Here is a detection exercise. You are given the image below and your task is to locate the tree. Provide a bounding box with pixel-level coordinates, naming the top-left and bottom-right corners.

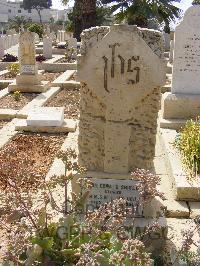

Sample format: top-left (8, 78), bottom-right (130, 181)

top-left (22, 0), bottom-right (52, 24)
top-left (101, 0), bottom-right (181, 33)
top-left (8, 16), bottom-right (31, 32)
top-left (28, 23), bottom-right (44, 38)
top-left (193, 0), bottom-right (200, 4)
top-left (65, 5), bottom-right (113, 35)
top-left (62, 0), bottom-right (97, 41)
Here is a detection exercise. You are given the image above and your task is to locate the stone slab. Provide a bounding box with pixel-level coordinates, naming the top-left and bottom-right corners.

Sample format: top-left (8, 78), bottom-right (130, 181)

top-left (160, 118), bottom-right (187, 130)
top-left (8, 81), bottom-right (49, 93)
top-left (0, 109), bottom-right (18, 119)
top-left (52, 70), bottom-right (75, 86)
top-left (160, 128), bottom-right (200, 201)
top-left (15, 118), bottom-right (77, 133)
top-left (0, 88), bottom-right (9, 99)
top-left (189, 202), bottom-right (200, 218)
top-left (38, 62), bottom-right (77, 72)
top-left (17, 87), bottom-right (61, 118)
top-left (162, 92), bottom-right (200, 120)
top-left (27, 107), bottom-right (64, 127)
top-left (0, 118), bottom-right (18, 148)
top-left (62, 81), bottom-right (81, 89)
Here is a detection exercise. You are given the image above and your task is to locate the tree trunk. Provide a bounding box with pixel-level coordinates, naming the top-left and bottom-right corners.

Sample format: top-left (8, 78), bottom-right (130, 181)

top-left (73, 0), bottom-right (97, 41)
top-left (36, 8), bottom-right (42, 24)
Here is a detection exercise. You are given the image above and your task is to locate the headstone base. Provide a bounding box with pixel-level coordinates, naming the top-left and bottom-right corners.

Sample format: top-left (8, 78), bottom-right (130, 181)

top-left (161, 92), bottom-right (200, 121)
top-left (8, 80), bottom-right (49, 93)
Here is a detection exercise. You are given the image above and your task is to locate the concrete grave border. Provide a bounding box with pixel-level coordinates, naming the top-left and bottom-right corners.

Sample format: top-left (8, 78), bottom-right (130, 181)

top-left (160, 128), bottom-right (200, 201)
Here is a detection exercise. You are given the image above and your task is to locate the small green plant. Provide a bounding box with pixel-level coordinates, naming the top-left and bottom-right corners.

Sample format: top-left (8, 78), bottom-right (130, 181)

top-left (28, 23), bottom-right (43, 38)
top-left (8, 63), bottom-right (19, 78)
top-left (174, 117), bottom-right (200, 178)
top-left (64, 47), bottom-right (75, 62)
top-left (12, 91), bottom-right (21, 101)
top-left (0, 149), bottom-right (165, 265)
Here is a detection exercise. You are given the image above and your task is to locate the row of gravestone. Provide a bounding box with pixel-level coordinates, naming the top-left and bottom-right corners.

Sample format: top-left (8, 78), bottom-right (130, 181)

top-left (0, 34), bottom-right (19, 58)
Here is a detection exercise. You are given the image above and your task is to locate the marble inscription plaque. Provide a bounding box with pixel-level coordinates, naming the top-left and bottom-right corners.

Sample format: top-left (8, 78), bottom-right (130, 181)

top-left (85, 178), bottom-right (142, 217)
top-left (21, 65), bottom-right (35, 74)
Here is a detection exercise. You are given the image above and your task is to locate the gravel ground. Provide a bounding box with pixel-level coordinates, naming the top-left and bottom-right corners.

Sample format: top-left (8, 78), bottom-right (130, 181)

top-left (45, 88), bottom-right (80, 119)
top-left (41, 72), bottom-right (64, 82)
top-left (56, 58), bottom-right (76, 63)
top-left (0, 133), bottom-right (66, 186)
top-left (0, 120), bottom-right (10, 129)
top-left (0, 73), bottom-right (15, 80)
top-left (0, 93), bottom-right (38, 110)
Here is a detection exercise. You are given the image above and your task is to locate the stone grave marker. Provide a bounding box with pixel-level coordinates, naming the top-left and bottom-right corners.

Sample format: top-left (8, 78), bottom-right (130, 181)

top-left (0, 37), bottom-right (4, 58)
top-left (8, 31), bottom-right (48, 92)
top-left (27, 107), bottom-right (64, 127)
top-left (74, 25), bottom-right (165, 215)
top-left (169, 40), bottom-right (174, 64)
top-left (162, 5), bottom-right (200, 123)
top-left (68, 37), bottom-right (77, 49)
top-left (34, 33), bottom-right (40, 43)
top-left (78, 25), bottom-right (165, 175)
top-left (172, 6), bottom-right (200, 94)
top-left (43, 36), bottom-right (52, 59)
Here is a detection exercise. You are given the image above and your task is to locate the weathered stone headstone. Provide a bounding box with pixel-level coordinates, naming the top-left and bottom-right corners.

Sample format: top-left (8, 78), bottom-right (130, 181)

top-left (169, 40), bottom-right (174, 64)
top-left (8, 31), bottom-right (48, 92)
top-left (163, 32), bottom-right (170, 51)
top-left (172, 6), bottom-right (200, 94)
top-left (34, 33), bottom-right (40, 43)
top-left (0, 37), bottom-right (4, 58)
top-left (162, 6), bottom-right (200, 123)
top-left (43, 36), bottom-right (52, 59)
top-left (68, 37), bottom-right (77, 49)
top-left (78, 25), bottom-right (165, 175)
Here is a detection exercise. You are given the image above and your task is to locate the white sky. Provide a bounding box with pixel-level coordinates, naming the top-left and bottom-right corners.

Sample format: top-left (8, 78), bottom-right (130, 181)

top-left (52, 0), bottom-right (193, 11)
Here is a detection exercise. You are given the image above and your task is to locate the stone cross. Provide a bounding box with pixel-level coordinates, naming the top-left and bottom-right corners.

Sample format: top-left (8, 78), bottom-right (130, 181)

top-left (77, 25), bottom-right (165, 175)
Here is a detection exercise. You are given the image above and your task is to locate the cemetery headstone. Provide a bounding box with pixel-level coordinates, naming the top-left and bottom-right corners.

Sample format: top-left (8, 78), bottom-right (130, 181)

top-left (68, 25), bottom-right (166, 218)
top-left (0, 37), bottom-right (4, 58)
top-left (43, 36), bottom-right (52, 59)
top-left (169, 40), bottom-right (174, 64)
top-left (77, 25), bottom-right (165, 175)
top-left (163, 32), bottom-right (170, 51)
top-left (68, 37), bottom-right (77, 49)
top-left (8, 31), bottom-right (48, 92)
top-left (162, 5), bottom-right (200, 122)
top-left (34, 33), bottom-right (40, 43)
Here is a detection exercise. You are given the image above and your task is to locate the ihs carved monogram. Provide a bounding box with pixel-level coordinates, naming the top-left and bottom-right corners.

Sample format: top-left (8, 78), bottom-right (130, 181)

top-left (102, 43), bottom-right (140, 92)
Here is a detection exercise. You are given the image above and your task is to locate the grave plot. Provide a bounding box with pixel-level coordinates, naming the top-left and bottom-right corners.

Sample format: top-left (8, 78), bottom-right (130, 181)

top-left (160, 117), bottom-right (200, 201)
top-left (55, 56), bottom-right (76, 64)
top-left (40, 71), bottom-right (64, 83)
top-left (0, 92), bottom-right (38, 110)
top-left (0, 132), bottom-right (66, 184)
top-left (44, 87), bottom-right (80, 119)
